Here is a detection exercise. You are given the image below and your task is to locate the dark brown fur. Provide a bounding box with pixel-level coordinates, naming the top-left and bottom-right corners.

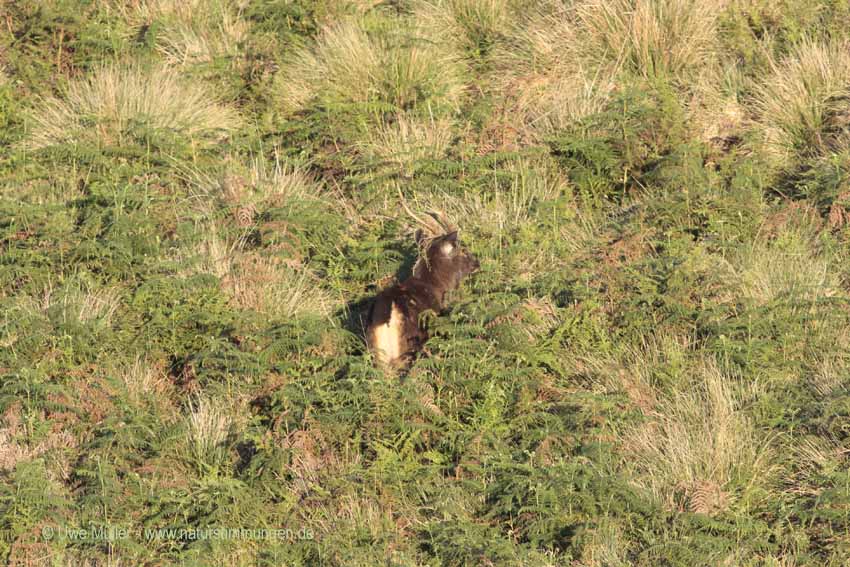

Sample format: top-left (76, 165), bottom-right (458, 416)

top-left (366, 231), bottom-right (479, 367)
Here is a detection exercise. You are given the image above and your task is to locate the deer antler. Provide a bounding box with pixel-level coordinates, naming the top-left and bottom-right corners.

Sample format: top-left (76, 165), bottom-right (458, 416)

top-left (424, 210), bottom-right (457, 235)
top-left (396, 185), bottom-right (457, 237)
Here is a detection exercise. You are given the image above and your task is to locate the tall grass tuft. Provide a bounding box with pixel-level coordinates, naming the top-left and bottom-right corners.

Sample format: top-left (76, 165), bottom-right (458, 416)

top-left (493, 7), bottom-right (616, 139)
top-left (493, 0), bottom-right (724, 139)
top-left (577, 0), bottom-right (724, 79)
top-left (624, 357), bottom-right (773, 514)
top-left (416, 0), bottom-right (512, 56)
top-left (734, 226), bottom-right (839, 306)
top-left (223, 253), bottom-right (336, 320)
top-left (688, 63), bottom-right (749, 148)
top-left (276, 18), bottom-right (466, 115)
top-left (191, 159), bottom-right (338, 321)
top-left (186, 394), bottom-right (232, 472)
top-left (418, 157), bottom-right (569, 235)
top-left (111, 0), bottom-right (247, 65)
top-left (357, 112), bottom-right (454, 177)
top-left (25, 64), bottom-right (240, 150)
top-left (753, 39), bottom-right (850, 168)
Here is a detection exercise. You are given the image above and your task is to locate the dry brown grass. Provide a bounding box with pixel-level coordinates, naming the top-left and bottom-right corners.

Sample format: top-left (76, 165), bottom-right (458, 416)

top-left (186, 157), bottom-right (338, 321)
top-left (808, 350), bottom-right (850, 398)
top-left (416, 157), bottom-right (568, 234)
top-left (277, 20), bottom-right (379, 113)
top-left (0, 404), bottom-right (77, 478)
top-left (580, 333), bottom-right (689, 412)
top-left (688, 63), bottom-right (750, 150)
top-left (577, 0), bottom-right (725, 79)
top-left (733, 226), bottom-right (839, 306)
top-left (576, 336), bottom-right (774, 515)
top-left (225, 252), bottom-right (335, 319)
top-left (493, 5), bottom-right (617, 139)
top-left (192, 218), bottom-right (335, 321)
top-left (117, 357), bottom-right (173, 405)
top-left (357, 112), bottom-right (455, 177)
top-left (623, 357), bottom-right (774, 514)
top-left (11, 279), bottom-right (122, 328)
top-left (276, 18), bottom-right (466, 115)
top-left (574, 522), bottom-right (629, 567)
top-left (186, 394), bottom-right (232, 468)
top-left (108, 0), bottom-right (248, 65)
top-left (25, 64), bottom-right (240, 150)
top-left (752, 39), bottom-right (850, 168)
top-left (415, 0), bottom-right (513, 53)
top-left (491, 0), bottom-right (725, 140)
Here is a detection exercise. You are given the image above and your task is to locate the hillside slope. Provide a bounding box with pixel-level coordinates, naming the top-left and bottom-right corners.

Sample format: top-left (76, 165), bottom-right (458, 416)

top-left (2, 1), bottom-right (850, 565)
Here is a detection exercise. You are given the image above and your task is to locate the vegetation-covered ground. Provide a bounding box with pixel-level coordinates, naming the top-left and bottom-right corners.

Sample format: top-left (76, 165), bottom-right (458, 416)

top-left (3, 0), bottom-right (850, 565)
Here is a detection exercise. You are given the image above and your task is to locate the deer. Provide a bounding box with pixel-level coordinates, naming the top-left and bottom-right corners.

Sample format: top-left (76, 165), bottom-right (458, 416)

top-left (365, 211), bottom-right (479, 369)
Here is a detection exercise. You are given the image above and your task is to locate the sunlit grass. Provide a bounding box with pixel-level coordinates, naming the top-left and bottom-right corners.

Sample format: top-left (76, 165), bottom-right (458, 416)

top-left (25, 64), bottom-right (240, 150)
top-left (734, 226), bottom-right (839, 306)
top-left (6, 0), bottom-right (850, 564)
top-left (357, 112), bottom-right (455, 177)
top-left (492, 0), bottom-right (725, 139)
top-left (623, 357), bottom-right (774, 514)
top-left (276, 18), bottom-right (466, 115)
top-left (753, 39), bottom-right (850, 168)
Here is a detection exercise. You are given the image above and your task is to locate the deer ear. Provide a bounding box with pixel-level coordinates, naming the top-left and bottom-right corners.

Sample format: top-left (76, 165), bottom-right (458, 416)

top-left (444, 231), bottom-right (458, 243)
top-left (414, 229), bottom-right (426, 247)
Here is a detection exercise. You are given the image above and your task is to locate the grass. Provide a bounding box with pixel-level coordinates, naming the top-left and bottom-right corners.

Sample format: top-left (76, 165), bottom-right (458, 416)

top-left (576, 0), bottom-right (724, 79)
top-left (3, 0), bottom-right (850, 565)
top-left (492, 5), bottom-right (618, 139)
top-left (623, 356), bottom-right (773, 514)
top-left (490, 0), bottom-right (725, 141)
top-left (357, 112), bottom-right (455, 178)
top-left (276, 17), bottom-right (466, 115)
top-left (224, 253), bottom-right (336, 320)
top-left (753, 38), bottom-right (850, 168)
top-left (415, 0), bottom-right (513, 57)
top-left (109, 0), bottom-right (249, 65)
top-left (735, 225), bottom-right (839, 305)
top-left (24, 63), bottom-right (241, 150)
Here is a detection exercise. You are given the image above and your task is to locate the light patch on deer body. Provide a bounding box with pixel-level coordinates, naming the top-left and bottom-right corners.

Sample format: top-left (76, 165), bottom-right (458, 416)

top-left (370, 302), bottom-right (404, 366)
